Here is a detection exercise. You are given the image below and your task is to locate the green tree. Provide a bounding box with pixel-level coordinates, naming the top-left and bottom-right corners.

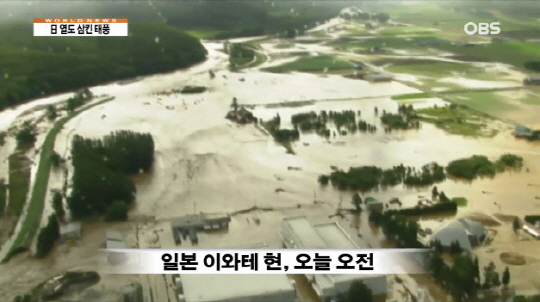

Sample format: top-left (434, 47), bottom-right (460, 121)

top-left (483, 261), bottom-right (501, 289)
top-left (352, 193), bottom-right (362, 213)
top-left (513, 217), bottom-right (521, 232)
top-left (502, 267), bottom-right (510, 286)
top-left (345, 280), bottom-right (373, 302)
top-left (15, 123), bottom-right (36, 147)
top-left (36, 214), bottom-right (60, 258)
top-left (46, 105), bottom-right (57, 120)
top-left (51, 190), bottom-right (65, 220)
top-left (49, 151), bottom-right (62, 168)
top-left (105, 200), bottom-right (129, 221)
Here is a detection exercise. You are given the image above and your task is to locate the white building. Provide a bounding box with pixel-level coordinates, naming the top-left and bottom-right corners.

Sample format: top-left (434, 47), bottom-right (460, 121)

top-left (177, 242), bottom-right (296, 302)
top-left (280, 216), bottom-right (387, 299)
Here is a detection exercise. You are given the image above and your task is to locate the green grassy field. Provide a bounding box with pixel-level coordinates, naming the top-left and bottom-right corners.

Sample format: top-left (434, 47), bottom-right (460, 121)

top-left (417, 105), bottom-right (490, 137)
top-left (7, 153), bottom-right (31, 217)
top-left (387, 61), bottom-right (480, 77)
top-left (263, 55), bottom-right (353, 73)
top-left (0, 181), bottom-right (6, 215)
top-left (451, 197), bottom-right (468, 206)
top-left (391, 92), bottom-right (431, 100)
top-left (444, 91), bottom-right (518, 117)
top-left (4, 97), bottom-right (114, 262)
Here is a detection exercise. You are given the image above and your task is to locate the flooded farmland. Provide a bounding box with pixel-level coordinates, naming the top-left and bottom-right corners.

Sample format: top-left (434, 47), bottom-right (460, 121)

top-left (1, 7), bottom-right (540, 302)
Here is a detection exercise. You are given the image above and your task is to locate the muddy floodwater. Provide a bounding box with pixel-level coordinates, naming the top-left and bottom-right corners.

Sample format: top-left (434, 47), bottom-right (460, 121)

top-left (1, 29), bottom-right (540, 301)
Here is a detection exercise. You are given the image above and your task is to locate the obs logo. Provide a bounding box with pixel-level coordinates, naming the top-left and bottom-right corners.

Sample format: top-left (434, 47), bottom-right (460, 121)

top-left (464, 22), bottom-right (500, 35)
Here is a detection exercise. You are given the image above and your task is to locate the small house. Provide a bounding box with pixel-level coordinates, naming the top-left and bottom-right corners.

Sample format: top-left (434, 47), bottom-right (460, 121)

top-left (364, 73), bottom-right (393, 82)
top-left (365, 197), bottom-right (384, 213)
top-left (523, 75), bottom-right (540, 86)
top-left (523, 222), bottom-right (540, 239)
top-left (59, 221), bottom-right (81, 241)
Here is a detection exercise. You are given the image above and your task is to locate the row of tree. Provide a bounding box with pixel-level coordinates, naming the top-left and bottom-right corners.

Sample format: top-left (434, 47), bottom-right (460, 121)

top-left (67, 131), bottom-right (154, 219)
top-left (319, 162), bottom-right (446, 192)
top-left (429, 250), bottom-right (511, 301)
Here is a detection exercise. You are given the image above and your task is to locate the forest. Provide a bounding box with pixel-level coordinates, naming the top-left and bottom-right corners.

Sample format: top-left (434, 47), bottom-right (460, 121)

top-left (67, 131), bottom-right (154, 219)
top-left (0, 23), bottom-right (207, 110)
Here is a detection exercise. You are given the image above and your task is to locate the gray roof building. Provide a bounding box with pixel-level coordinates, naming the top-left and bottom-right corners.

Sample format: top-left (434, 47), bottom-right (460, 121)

top-left (429, 218), bottom-right (487, 251)
top-left (177, 243), bottom-right (296, 302)
top-left (280, 216), bottom-right (387, 299)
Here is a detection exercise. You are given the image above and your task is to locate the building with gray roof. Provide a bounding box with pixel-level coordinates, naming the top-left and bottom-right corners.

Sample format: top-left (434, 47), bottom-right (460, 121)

top-left (429, 218), bottom-right (487, 251)
top-left (177, 242), bottom-right (296, 302)
top-left (280, 216), bottom-right (387, 299)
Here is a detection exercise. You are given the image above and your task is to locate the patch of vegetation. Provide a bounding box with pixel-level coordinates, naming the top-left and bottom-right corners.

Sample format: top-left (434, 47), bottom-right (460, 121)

top-left (446, 154), bottom-right (523, 180)
top-left (228, 43), bottom-right (256, 67)
top-left (0, 23), bottom-right (206, 110)
top-left (291, 110), bottom-right (376, 138)
top-left (4, 97), bottom-right (114, 262)
top-left (369, 212), bottom-right (423, 248)
top-left (452, 197), bottom-right (468, 207)
top-left (380, 104), bottom-right (420, 131)
top-left (35, 214), bottom-right (59, 258)
top-left (320, 162), bottom-right (446, 192)
top-left (263, 55), bottom-right (353, 73)
top-left (262, 114), bottom-right (298, 154)
top-left (15, 122), bottom-right (37, 148)
top-left (391, 92), bottom-right (430, 100)
top-left (66, 89), bottom-right (92, 112)
top-left (8, 153), bottom-right (31, 217)
top-left (0, 179), bottom-right (6, 215)
top-left (389, 201), bottom-right (458, 216)
top-left (161, 1), bottom-right (340, 39)
top-left (180, 86), bottom-right (206, 94)
top-left (429, 251), bottom-right (480, 302)
top-left (105, 200), bottom-right (129, 222)
top-left (524, 215), bottom-right (540, 225)
top-left (51, 190), bottom-right (65, 220)
top-left (67, 131), bottom-right (154, 219)
top-left (417, 104), bottom-right (489, 137)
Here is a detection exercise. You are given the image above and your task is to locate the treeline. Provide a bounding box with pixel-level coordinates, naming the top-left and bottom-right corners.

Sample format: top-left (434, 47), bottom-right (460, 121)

top-left (264, 114), bottom-right (300, 143)
top-left (369, 212), bottom-right (423, 248)
top-left (388, 201), bottom-right (457, 216)
top-left (321, 153), bottom-right (523, 191)
top-left (68, 131), bottom-right (154, 219)
top-left (446, 154), bottom-right (523, 180)
top-left (380, 104), bottom-right (420, 131)
top-left (163, 2), bottom-right (340, 39)
top-left (35, 214), bottom-right (59, 258)
top-left (290, 110), bottom-right (377, 138)
top-left (524, 215), bottom-right (540, 225)
top-left (319, 162), bottom-right (446, 191)
top-left (0, 23), bottom-right (206, 110)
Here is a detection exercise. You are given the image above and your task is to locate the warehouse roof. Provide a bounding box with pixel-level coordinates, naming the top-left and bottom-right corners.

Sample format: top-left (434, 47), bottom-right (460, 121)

top-left (180, 274), bottom-right (295, 302)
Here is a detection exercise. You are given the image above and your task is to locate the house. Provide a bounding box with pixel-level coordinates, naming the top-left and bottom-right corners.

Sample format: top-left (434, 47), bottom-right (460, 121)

top-left (59, 221), bottom-right (81, 241)
top-left (514, 124), bottom-right (540, 140)
top-left (171, 213), bottom-right (231, 232)
top-left (364, 73), bottom-right (393, 82)
top-left (106, 231), bottom-right (126, 249)
top-left (429, 218), bottom-right (487, 251)
top-left (365, 197), bottom-right (384, 213)
top-left (523, 75), bottom-right (540, 85)
top-left (280, 216), bottom-right (387, 300)
top-left (523, 222), bottom-right (540, 239)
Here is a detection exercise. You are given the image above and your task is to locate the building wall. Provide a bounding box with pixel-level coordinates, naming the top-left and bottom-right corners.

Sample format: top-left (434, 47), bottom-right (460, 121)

top-left (216, 289), bottom-right (296, 302)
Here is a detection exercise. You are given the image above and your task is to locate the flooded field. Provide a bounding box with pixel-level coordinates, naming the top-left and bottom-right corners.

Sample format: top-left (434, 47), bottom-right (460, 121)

top-left (1, 12), bottom-right (540, 302)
